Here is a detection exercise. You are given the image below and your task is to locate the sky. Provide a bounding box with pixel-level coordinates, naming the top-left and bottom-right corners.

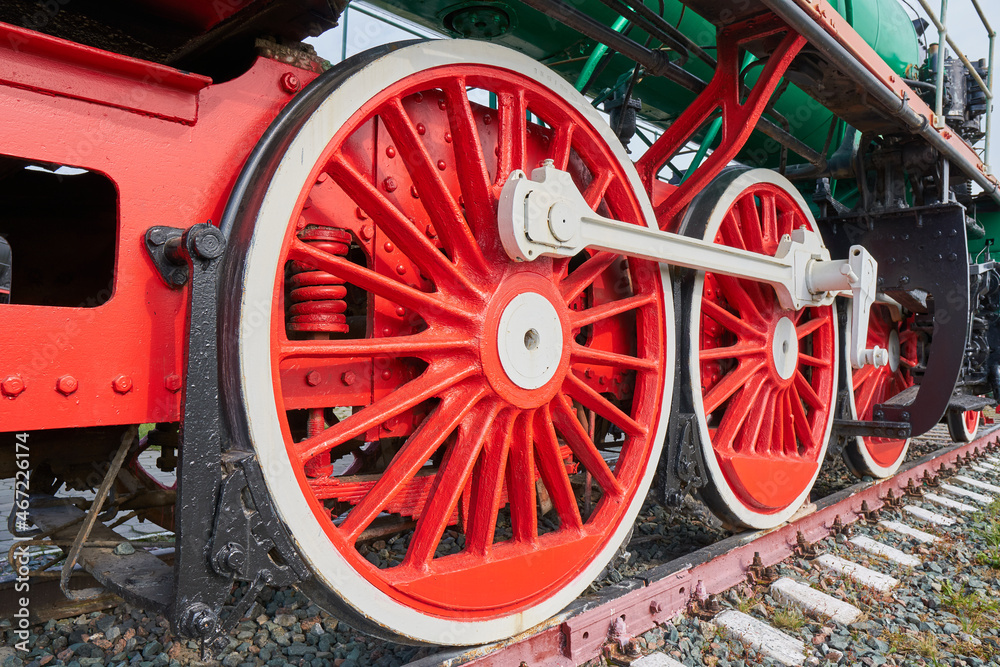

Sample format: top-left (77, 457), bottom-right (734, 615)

top-left (307, 1), bottom-right (999, 177)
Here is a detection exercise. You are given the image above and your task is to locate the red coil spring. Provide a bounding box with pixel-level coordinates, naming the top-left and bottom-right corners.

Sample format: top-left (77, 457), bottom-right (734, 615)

top-left (288, 226), bottom-right (352, 334)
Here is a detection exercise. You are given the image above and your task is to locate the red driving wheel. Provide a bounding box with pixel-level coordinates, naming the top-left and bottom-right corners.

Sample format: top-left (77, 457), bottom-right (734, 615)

top-left (843, 305), bottom-right (919, 477)
top-left (680, 168), bottom-right (838, 529)
top-left (223, 41), bottom-right (672, 644)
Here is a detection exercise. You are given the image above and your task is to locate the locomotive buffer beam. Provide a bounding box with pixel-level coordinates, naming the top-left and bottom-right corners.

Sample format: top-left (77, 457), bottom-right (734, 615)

top-left (499, 162), bottom-right (887, 370)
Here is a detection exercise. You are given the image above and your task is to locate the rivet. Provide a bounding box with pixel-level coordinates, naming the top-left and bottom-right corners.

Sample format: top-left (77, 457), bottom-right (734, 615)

top-left (305, 371), bottom-right (322, 387)
top-left (112, 375), bottom-right (133, 394)
top-left (414, 92), bottom-right (423, 103)
top-left (381, 370), bottom-right (392, 381)
top-left (2, 375), bottom-right (25, 397)
top-left (416, 123), bottom-right (426, 135)
top-left (396, 264), bottom-right (406, 275)
top-left (341, 371), bottom-right (356, 386)
top-left (383, 177), bottom-right (397, 193)
top-left (396, 306), bottom-right (406, 317)
top-left (165, 374), bottom-right (182, 393)
top-left (56, 375), bottom-right (79, 396)
top-left (410, 185), bottom-right (420, 199)
top-left (386, 146), bottom-right (396, 158)
top-left (438, 98), bottom-right (447, 110)
top-left (444, 132), bottom-right (453, 143)
top-left (382, 327), bottom-right (392, 336)
top-left (483, 114), bottom-right (492, 125)
top-left (437, 160), bottom-right (447, 171)
top-left (280, 72), bottom-right (301, 94)
top-left (383, 241), bottom-right (394, 253)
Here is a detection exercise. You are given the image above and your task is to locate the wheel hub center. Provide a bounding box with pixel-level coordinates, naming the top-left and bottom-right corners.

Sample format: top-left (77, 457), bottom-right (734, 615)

top-left (886, 329), bottom-right (901, 373)
top-left (771, 317), bottom-right (798, 381)
top-left (497, 292), bottom-right (564, 390)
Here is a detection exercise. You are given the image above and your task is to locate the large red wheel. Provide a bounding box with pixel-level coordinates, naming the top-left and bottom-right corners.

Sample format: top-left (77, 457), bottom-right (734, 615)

top-left (843, 305), bottom-right (919, 477)
top-left (947, 407), bottom-right (981, 442)
top-left (679, 168), bottom-right (838, 529)
top-left (221, 41), bottom-right (672, 644)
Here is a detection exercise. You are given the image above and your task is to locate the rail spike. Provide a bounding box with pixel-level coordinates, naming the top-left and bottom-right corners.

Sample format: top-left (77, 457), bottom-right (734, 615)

top-left (830, 515), bottom-right (852, 537)
top-left (747, 551), bottom-right (778, 588)
top-left (881, 488), bottom-right (903, 509)
top-left (905, 478), bottom-right (924, 498)
top-left (858, 500), bottom-right (881, 523)
top-left (794, 531), bottom-right (818, 559)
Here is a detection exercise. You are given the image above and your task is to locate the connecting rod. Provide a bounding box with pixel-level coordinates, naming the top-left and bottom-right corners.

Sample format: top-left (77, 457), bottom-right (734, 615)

top-left (498, 163), bottom-right (886, 369)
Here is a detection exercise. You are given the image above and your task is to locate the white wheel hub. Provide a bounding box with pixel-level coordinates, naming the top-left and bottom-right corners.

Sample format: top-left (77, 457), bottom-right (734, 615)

top-left (886, 329), bottom-right (900, 373)
top-left (497, 292), bottom-right (563, 389)
top-left (771, 316), bottom-right (798, 380)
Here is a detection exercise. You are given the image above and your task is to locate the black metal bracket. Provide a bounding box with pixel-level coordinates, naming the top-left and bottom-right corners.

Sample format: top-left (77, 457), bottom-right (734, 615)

top-left (832, 418), bottom-right (911, 440)
top-left (821, 203), bottom-right (971, 437)
top-left (144, 226), bottom-right (189, 288)
top-left (165, 223), bottom-right (308, 653)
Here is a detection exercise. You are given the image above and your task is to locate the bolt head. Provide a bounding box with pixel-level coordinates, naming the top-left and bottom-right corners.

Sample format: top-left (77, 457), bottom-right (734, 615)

top-left (341, 371), bottom-right (356, 386)
top-left (112, 375), bottom-right (133, 394)
top-left (56, 375), bottom-right (78, 395)
top-left (305, 370), bottom-right (322, 387)
top-left (165, 374), bottom-right (182, 393)
top-left (2, 375), bottom-right (25, 397)
top-left (280, 72), bottom-right (302, 93)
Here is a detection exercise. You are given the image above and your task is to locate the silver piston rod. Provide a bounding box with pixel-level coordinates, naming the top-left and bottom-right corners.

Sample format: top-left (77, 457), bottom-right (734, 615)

top-left (498, 163), bottom-right (887, 369)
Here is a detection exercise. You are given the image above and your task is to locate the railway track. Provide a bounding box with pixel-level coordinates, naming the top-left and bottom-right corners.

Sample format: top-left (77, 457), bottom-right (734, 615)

top-left (412, 427), bottom-right (1000, 666)
top-left (4, 426), bottom-right (1000, 666)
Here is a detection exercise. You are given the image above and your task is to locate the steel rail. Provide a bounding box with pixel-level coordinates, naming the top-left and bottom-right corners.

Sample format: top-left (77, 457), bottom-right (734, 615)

top-left (759, 0), bottom-right (1000, 204)
top-left (406, 427), bottom-right (1000, 667)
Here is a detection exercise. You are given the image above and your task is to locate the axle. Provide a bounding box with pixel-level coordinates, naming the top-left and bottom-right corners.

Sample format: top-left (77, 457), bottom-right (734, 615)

top-left (499, 163), bottom-right (887, 369)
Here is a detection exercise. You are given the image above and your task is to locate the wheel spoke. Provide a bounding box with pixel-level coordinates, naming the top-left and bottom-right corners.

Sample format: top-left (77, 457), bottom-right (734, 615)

top-left (854, 369), bottom-right (881, 418)
top-left (507, 410), bottom-right (538, 542)
top-left (736, 382), bottom-right (771, 453)
top-left (795, 315), bottom-right (829, 339)
top-left (326, 155), bottom-right (480, 294)
top-left (464, 410), bottom-right (515, 555)
top-left (851, 364), bottom-right (876, 392)
top-left (571, 292), bottom-right (655, 329)
top-left (534, 406), bottom-right (585, 529)
top-left (713, 274), bottom-right (768, 327)
top-left (714, 371), bottom-right (766, 452)
top-left (701, 298), bottom-right (764, 341)
top-left (494, 89), bottom-right (527, 190)
top-left (583, 170), bottom-right (614, 210)
top-left (699, 342), bottom-right (765, 362)
top-left (571, 343), bottom-right (658, 371)
top-left (338, 381), bottom-right (488, 542)
top-left (561, 251), bottom-right (617, 303)
top-left (780, 389), bottom-right (797, 455)
top-left (562, 373), bottom-right (645, 437)
top-left (793, 370), bottom-right (823, 410)
top-left (797, 352), bottom-right (831, 368)
top-left (442, 79), bottom-right (496, 235)
top-left (788, 387), bottom-right (815, 452)
top-left (278, 332), bottom-right (472, 361)
top-left (550, 122), bottom-right (575, 170)
top-left (759, 191), bottom-right (778, 248)
top-left (295, 362), bottom-right (475, 461)
top-left (380, 99), bottom-right (490, 277)
top-left (551, 395), bottom-right (622, 498)
top-left (703, 359), bottom-right (765, 415)
top-left (288, 239), bottom-right (472, 322)
top-left (403, 400), bottom-right (503, 567)
top-left (736, 194), bottom-right (764, 252)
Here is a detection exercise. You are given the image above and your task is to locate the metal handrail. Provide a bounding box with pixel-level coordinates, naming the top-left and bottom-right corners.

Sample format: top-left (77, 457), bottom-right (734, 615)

top-left (913, 0), bottom-right (995, 168)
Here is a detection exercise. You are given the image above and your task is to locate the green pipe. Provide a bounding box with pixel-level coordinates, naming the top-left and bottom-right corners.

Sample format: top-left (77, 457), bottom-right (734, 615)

top-left (575, 15), bottom-right (629, 92)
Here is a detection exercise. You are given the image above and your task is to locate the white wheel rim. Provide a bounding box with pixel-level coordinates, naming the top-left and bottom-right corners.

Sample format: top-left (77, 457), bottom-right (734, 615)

top-left (684, 168), bottom-right (838, 529)
top-left (235, 40), bottom-right (674, 645)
